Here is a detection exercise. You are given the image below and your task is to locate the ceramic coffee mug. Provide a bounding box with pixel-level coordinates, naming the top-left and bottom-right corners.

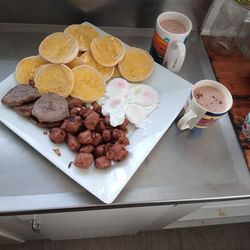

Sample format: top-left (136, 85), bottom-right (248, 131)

top-left (177, 80), bottom-right (233, 130)
top-left (149, 11), bottom-right (192, 72)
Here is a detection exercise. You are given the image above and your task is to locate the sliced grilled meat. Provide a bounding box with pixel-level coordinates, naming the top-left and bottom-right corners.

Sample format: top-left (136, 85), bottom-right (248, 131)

top-left (13, 103), bottom-right (34, 117)
top-left (1, 84), bottom-right (40, 107)
top-left (32, 93), bottom-right (69, 123)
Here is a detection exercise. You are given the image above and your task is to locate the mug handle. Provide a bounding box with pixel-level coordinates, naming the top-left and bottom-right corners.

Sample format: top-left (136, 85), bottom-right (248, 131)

top-left (177, 109), bottom-right (197, 130)
top-left (163, 41), bottom-right (186, 72)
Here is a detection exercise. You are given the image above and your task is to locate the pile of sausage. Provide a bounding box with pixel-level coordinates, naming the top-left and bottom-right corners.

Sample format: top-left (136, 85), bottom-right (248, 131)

top-left (49, 98), bottom-right (129, 169)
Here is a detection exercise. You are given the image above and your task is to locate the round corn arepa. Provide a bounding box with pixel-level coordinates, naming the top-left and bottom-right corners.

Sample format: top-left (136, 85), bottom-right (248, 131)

top-left (39, 32), bottom-right (79, 64)
top-left (90, 36), bottom-right (125, 67)
top-left (66, 57), bottom-right (84, 69)
top-left (80, 51), bottom-right (114, 81)
top-left (64, 24), bottom-right (99, 52)
top-left (15, 55), bottom-right (47, 84)
top-left (112, 65), bottom-right (121, 78)
top-left (34, 64), bottom-right (74, 97)
top-left (118, 47), bottom-right (154, 82)
top-left (34, 63), bottom-right (52, 80)
top-left (71, 65), bottom-right (106, 103)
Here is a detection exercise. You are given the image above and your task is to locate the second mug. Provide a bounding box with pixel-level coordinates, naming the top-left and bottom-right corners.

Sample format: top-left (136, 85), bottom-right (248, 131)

top-left (150, 11), bottom-right (192, 72)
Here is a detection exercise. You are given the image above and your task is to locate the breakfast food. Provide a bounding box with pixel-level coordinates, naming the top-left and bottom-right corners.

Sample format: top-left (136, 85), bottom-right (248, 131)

top-left (64, 24), bottom-right (99, 52)
top-left (34, 64), bottom-right (74, 97)
top-left (1, 84), bottom-right (40, 107)
top-left (99, 81), bottom-right (159, 127)
top-left (112, 65), bottom-right (121, 78)
top-left (80, 51), bottom-right (114, 81)
top-left (71, 65), bottom-right (106, 103)
top-left (15, 56), bottom-right (47, 84)
top-left (118, 47), bottom-right (154, 82)
top-left (47, 99), bottom-right (129, 169)
top-left (66, 57), bottom-right (84, 69)
top-left (106, 78), bottom-right (130, 97)
top-left (1, 22), bottom-right (161, 172)
top-left (90, 36), bottom-right (125, 67)
top-left (14, 103), bottom-right (34, 117)
top-left (39, 32), bottom-right (79, 64)
top-left (32, 93), bottom-right (69, 122)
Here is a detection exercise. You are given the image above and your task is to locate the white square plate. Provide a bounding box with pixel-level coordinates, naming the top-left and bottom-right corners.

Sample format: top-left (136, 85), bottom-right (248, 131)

top-left (0, 23), bottom-right (192, 203)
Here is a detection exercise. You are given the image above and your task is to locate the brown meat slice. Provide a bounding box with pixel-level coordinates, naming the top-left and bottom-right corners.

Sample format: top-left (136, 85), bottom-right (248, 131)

top-left (13, 103), bottom-right (34, 117)
top-left (29, 116), bottom-right (63, 128)
top-left (1, 85), bottom-right (40, 107)
top-left (32, 93), bottom-right (69, 123)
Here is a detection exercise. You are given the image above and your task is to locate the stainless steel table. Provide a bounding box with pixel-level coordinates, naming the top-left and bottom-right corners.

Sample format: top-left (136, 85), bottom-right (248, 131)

top-left (0, 24), bottom-right (249, 214)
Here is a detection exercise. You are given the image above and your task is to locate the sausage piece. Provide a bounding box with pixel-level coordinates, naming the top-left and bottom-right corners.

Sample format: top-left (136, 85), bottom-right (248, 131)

top-left (95, 156), bottom-right (111, 169)
top-left (112, 129), bottom-right (125, 140)
top-left (68, 98), bottom-right (84, 109)
top-left (79, 144), bottom-right (95, 154)
top-left (78, 130), bottom-right (92, 144)
top-left (95, 144), bottom-right (106, 157)
top-left (106, 143), bottom-right (128, 161)
top-left (117, 135), bottom-right (130, 146)
top-left (69, 107), bottom-right (82, 115)
top-left (102, 129), bottom-right (112, 142)
top-left (49, 127), bottom-right (66, 144)
top-left (62, 116), bottom-right (83, 133)
top-left (118, 118), bottom-right (129, 131)
top-left (92, 102), bottom-right (102, 114)
top-left (74, 153), bottom-right (94, 169)
top-left (66, 133), bottom-right (81, 151)
top-left (84, 111), bottom-right (100, 131)
top-left (79, 107), bottom-right (92, 118)
top-left (92, 132), bottom-right (102, 146)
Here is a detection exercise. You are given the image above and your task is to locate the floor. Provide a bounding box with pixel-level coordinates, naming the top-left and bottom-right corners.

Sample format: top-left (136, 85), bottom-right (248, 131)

top-left (1, 222), bottom-right (250, 250)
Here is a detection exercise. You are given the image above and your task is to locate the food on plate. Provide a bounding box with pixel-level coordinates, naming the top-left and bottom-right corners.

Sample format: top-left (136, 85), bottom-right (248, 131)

top-left (106, 78), bottom-right (130, 97)
top-left (49, 128), bottom-right (66, 144)
top-left (74, 152), bottom-right (94, 168)
top-left (0, 23), bottom-right (162, 172)
top-left (95, 156), bottom-right (111, 169)
top-left (53, 148), bottom-right (61, 156)
top-left (125, 103), bottom-right (147, 125)
top-left (15, 56), bottom-right (47, 84)
top-left (60, 115), bottom-right (83, 133)
top-left (112, 65), bottom-right (121, 78)
top-left (71, 65), bottom-right (106, 102)
top-left (90, 36), bottom-right (125, 67)
top-left (80, 51), bottom-right (114, 81)
top-left (84, 111), bottom-right (100, 130)
top-left (29, 117), bottom-right (63, 128)
top-left (1, 84), bottom-right (40, 107)
top-left (118, 47), bottom-right (154, 82)
top-left (106, 142), bottom-right (128, 161)
top-left (46, 100), bottom-right (129, 169)
top-left (39, 32), bottom-right (79, 64)
top-left (128, 84), bottom-right (158, 106)
top-left (66, 57), bottom-right (84, 69)
top-left (68, 98), bottom-right (84, 109)
top-left (101, 96), bottom-right (127, 127)
top-left (79, 144), bottom-right (94, 154)
top-left (64, 24), bottom-right (99, 52)
top-left (78, 130), bottom-right (93, 144)
top-left (66, 133), bottom-right (81, 151)
top-left (99, 80), bottom-right (159, 127)
top-left (34, 64), bottom-right (74, 97)
top-left (13, 103), bottom-right (34, 117)
top-left (32, 93), bottom-right (69, 122)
